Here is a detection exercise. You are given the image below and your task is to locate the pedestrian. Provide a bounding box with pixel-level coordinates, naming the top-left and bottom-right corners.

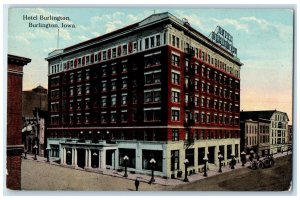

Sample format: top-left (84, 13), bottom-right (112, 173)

top-left (135, 178), bottom-right (140, 191)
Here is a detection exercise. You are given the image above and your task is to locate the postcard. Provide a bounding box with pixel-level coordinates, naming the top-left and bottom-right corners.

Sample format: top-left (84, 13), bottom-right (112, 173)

top-left (5, 6), bottom-right (294, 193)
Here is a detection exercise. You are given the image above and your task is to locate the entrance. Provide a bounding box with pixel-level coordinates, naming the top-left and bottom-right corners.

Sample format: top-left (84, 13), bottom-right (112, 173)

top-left (91, 150), bottom-right (99, 168)
top-left (106, 150), bottom-right (115, 169)
top-left (66, 148), bottom-right (72, 165)
top-left (77, 149), bottom-right (86, 168)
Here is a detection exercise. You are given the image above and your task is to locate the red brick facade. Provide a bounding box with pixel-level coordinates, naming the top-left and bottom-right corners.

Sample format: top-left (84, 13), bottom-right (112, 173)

top-left (7, 54), bottom-right (31, 190)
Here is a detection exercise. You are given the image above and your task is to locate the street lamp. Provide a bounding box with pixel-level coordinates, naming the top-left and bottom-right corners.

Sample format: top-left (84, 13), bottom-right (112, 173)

top-left (183, 159), bottom-right (189, 182)
top-left (218, 154), bottom-right (223, 173)
top-left (46, 148), bottom-right (50, 162)
top-left (123, 155), bottom-right (129, 177)
top-left (203, 156), bottom-right (208, 177)
top-left (33, 145), bottom-right (38, 160)
top-left (150, 158), bottom-right (156, 183)
top-left (241, 151), bottom-right (246, 167)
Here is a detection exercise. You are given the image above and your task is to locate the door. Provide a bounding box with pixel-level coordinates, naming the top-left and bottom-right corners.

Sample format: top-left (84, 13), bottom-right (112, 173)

top-left (77, 149), bottom-right (86, 168)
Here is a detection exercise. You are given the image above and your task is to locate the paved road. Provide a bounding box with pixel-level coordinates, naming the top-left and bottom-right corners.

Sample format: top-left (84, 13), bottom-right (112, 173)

top-left (168, 155), bottom-right (292, 191)
top-left (21, 154), bottom-right (292, 191)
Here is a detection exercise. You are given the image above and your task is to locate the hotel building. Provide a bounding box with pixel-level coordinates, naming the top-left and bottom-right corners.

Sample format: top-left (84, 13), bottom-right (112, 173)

top-left (46, 12), bottom-right (242, 178)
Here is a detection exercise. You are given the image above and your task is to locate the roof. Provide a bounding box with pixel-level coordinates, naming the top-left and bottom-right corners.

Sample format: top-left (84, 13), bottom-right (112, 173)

top-left (46, 12), bottom-right (242, 66)
top-left (32, 85), bottom-right (47, 94)
top-left (8, 54), bottom-right (31, 66)
top-left (240, 110), bottom-right (289, 121)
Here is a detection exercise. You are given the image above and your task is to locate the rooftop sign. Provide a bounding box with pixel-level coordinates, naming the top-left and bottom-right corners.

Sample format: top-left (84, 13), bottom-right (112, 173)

top-left (209, 26), bottom-right (237, 56)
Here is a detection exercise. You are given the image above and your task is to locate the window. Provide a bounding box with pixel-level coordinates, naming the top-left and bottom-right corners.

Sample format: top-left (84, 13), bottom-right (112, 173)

top-left (171, 109), bottom-right (180, 121)
top-left (156, 35), bottom-right (161, 46)
top-left (194, 112), bottom-right (199, 123)
top-left (144, 109), bottom-right (161, 121)
top-left (102, 68), bottom-right (107, 76)
top-left (122, 79), bottom-right (128, 89)
top-left (172, 35), bottom-right (176, 46)
top-left (144, 71), bottom-right (161, 85)
top-left (171, 91), bottom-right (180, 103)
top-left (172, 72), bottom-right (180, 85)
top-left (102, 82), bottom-right (107, 92)
top-left (122, 63), bottom-right (127, 72)
top-left (201, 112), bottom-right (205, 123)
top-left (121, 111), bottom-right (128, 122)
top-left (77, 71), bottom-right (82, 82)
top-left (111, 66), bottom-right (117, 75)
top-left (195, 96), bottom-right (199, 106)
top-left (123, 45), bottom-right (127, 55)
top-left (145, 38), bottom-right (149, 49)
top-left (121, 94), bottom-right (127, 105)
top-left (171, 150), bottom-right (179, 171)
top-left (77, 85), bottom-right (82, 95)
top-left (153, 73), bottom-right (160, 83)
top-left (172, 129), bottom-right (179, 141)
top-left (111, 111), bottom-right (117, 123)
top-left (112, 48), bottom-right (116, 58)
top-left (111, 95), bottom-right (117, 106)
top-left (103, 51), bottom-right (107, 60)
top-left (185, 149), bottom-right (194, 166)
top-left (85, 84), bottom-right (90, 94)
top-left (171, 54), bottom-right (180, 66)
top-left (101, 113), bottom-right (107, 123)
top-left (86, 70), bottom-right (90, 80)
top-left (154, 91), bottom-right (161, 102)
top-left (144, 90), bottom-right (161, 103)
top-left (150, 36), bottom-right (155, 48)
top-left (198, 148), bottom-right (205, 165)
top-left (111, 80), bottom-right (117, 90)
top-left (70, 73), bottom-right (74, 83)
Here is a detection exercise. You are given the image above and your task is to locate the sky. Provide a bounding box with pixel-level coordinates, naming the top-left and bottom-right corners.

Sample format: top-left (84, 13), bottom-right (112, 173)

top-left (7, 7), bottom-right (294, 124)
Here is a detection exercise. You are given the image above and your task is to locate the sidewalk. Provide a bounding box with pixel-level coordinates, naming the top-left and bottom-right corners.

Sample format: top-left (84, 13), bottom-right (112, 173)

top-left (22, 150), bottom-right (292, 186)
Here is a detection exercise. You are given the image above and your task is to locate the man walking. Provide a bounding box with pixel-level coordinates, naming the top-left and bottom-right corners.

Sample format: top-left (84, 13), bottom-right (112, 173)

top-left (135, 178), bottom-right (140, 191)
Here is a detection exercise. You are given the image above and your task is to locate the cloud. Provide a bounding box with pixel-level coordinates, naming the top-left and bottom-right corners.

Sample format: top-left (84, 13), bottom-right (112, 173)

top-left (78, 35), bottom-right (91, 41)
top-left (208, 18), bottom-right (249, 32)
top-left (105, 20), bottom-right (124, 33)
top-left (240, 16), bottom-right (293, 41)
top-left (9, 35), bottom-right (30, 45)
top-left (91, 31), bottom-right (100, 37)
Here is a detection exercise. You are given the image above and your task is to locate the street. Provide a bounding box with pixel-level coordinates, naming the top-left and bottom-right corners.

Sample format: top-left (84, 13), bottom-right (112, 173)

top-left (21, 154), bottom-right (292, 191)
top-left (169, 155), bottom-right (292, 191)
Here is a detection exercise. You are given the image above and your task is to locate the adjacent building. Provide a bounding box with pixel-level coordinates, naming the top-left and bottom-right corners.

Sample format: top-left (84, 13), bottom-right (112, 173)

top-left (45, 12), bottom-right (242, 178)
top-left (240, 110), bottom-right (289, 156)
top-left (7, 54), bottom-right (31, 190)
top-left (22, 85), bottom-right (48, 157)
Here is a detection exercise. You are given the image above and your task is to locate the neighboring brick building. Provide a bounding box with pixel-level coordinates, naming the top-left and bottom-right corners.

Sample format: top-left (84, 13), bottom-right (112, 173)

top-left (7, 54), bottom-right (31, 190)
top-left (240, 110), bottom-right (289, 156)
top-left (46, 12), bottom-right (242, 178)
top-left (22, 85), bottom-right (48, 156)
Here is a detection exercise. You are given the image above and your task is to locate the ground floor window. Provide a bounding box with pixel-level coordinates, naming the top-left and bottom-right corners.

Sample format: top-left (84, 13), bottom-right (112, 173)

top-left (50, 145), bottom-right (59, 157)
top-left (185, 148), bottom-right (194, 166)
top-left (208, 146), bottom-right (215, 163)
top-left (227, 145), bottom-right (232, 159)
top-left (119, 148), bottom-right (136, 168)
top-left (219, 145), bottom-right (225, 157)
top-left (142, 150), bottom-right (163, 171)
top-left (198, 147), bottom-right (205, 165)
top-left (235, 144), bottom-right (239, 157)
top-left (171, 150), bottom-right (179, 171)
